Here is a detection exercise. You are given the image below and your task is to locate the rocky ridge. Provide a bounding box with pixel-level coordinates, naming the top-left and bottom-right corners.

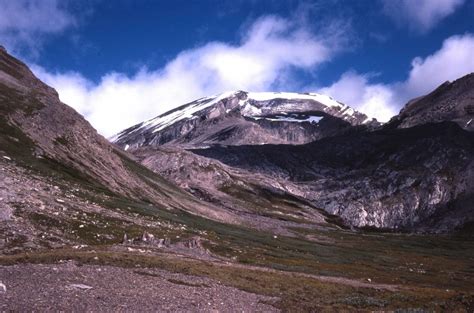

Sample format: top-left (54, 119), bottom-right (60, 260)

top-left (113, 90), bottom-right (378, 149)
top-left (391, 73), bottom-right (474, 131)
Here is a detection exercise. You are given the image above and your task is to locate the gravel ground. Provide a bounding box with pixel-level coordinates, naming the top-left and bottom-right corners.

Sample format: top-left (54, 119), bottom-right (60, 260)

top-left (0, 262), bottom-right (278, 312)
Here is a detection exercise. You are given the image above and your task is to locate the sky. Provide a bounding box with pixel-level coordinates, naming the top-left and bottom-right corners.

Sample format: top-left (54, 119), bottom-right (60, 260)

top-left (1, 0), bottom-right (474, 137)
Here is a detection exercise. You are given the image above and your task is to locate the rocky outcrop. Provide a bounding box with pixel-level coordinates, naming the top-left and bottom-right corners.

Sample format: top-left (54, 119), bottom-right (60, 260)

top-left (390, 73), bottom-right (474, 131)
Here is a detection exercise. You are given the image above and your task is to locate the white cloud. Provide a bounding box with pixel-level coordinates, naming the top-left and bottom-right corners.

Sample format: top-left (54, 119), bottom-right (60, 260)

top-left (382, 0), bottom-right (464, 32)
top-left (0, 0), bottom-right (75, 55)
top-left (319, 33), bottom-right (474, 122)
top-left (403, 34), bottom-right (474, 98)
top-left (33, 31), bottom-right (474, 133)
top-left (33, 15), bottom-right (348, 137)
top-left (318, 72), bottom-right (397, 122)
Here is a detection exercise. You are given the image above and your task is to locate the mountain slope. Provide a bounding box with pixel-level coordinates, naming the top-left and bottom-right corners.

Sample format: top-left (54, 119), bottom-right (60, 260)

top-left (391, 73), bottom-right (474, 131)
top-left (0, 46), bottom-right (243, 227)
top-left (113, 90), bottom-right (378, 149)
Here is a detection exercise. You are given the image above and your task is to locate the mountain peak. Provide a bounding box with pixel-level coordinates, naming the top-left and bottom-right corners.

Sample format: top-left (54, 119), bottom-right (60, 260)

top-left (113, 90), bottom-right (378, 149)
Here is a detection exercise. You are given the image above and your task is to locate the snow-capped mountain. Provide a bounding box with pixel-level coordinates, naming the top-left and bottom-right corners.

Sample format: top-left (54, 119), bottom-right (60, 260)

top-left (113, 90), bottom-right (378, 149)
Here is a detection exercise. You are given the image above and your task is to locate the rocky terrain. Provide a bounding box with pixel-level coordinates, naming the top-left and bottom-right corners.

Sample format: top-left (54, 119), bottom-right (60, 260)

top-left (192, 122), bottom-right (474, 232)
top-left (1, 262), bottom-right (278, 312)
top-left (1, 47), bottom-right (474, 311)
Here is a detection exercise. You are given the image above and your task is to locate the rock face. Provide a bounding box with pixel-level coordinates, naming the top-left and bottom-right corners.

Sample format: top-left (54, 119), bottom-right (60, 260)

top-left (192, 122), bottom-right (474, 232)
top-left (113, 91), bottom-right (378, 149)
top-left (391, 73), bottom-right (474, 131)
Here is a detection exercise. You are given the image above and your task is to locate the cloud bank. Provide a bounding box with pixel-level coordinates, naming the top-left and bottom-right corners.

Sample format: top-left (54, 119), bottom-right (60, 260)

top-left (0, 0), bottom-right (75, 56)
top-left (320, 33), bottom-right (474, 122)
top-left (382, 0), bottom-right (465, 33)
top-left (34, 32), bottom-right (474, 134)
top-left (11, 1), bottom-right (471, 135)
top-left (33, 15), bottom-right (348, 137)
top-left (318, 72), bottom-right (397, 122)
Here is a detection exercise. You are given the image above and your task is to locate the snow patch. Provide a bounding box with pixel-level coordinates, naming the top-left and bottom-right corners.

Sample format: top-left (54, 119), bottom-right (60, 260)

top-left (146, 91), bottom-right (238, 134)
top-left (251, 115), bottom-right (323, 123)
top-left (247, 91), bottom-right (344, 108)
top-left (241, 102), bottom-right (262, 116)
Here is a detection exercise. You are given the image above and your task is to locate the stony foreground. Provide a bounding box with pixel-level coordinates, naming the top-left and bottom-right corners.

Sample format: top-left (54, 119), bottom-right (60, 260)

top-left (0, 262), bottom-right (277, 312)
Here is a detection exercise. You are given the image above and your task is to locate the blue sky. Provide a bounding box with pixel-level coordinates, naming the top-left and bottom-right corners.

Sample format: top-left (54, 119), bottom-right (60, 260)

top-left (1, 0), bottom-right (474, 136)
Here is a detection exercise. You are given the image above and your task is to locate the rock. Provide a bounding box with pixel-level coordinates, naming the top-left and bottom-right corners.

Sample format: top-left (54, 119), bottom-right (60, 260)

top-left (72, 245), bottom-right (87, 249)
top-left (141, 231), bottom-right (154, 242)
top-left (0, 282), bottom-right (6, 293)
top-left (69, 283), bottom-right (93, 290)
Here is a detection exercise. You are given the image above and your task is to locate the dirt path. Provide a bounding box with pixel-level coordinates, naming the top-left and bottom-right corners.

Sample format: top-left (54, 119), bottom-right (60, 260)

top-left (217, 261), bottom-right (400, 291)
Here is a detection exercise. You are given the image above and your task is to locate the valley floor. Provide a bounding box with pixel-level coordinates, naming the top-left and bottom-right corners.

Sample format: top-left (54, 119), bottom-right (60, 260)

top-left (1, 158), bottom-right (474, 311)
top-left (1, 243), bottom-right (474, 312)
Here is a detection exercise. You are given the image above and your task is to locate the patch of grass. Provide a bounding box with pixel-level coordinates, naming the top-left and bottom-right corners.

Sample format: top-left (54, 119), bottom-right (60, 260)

top-left (91, 195), bottom-right (474, 293)
top-left (218, 182), bottom-right (317, 224)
